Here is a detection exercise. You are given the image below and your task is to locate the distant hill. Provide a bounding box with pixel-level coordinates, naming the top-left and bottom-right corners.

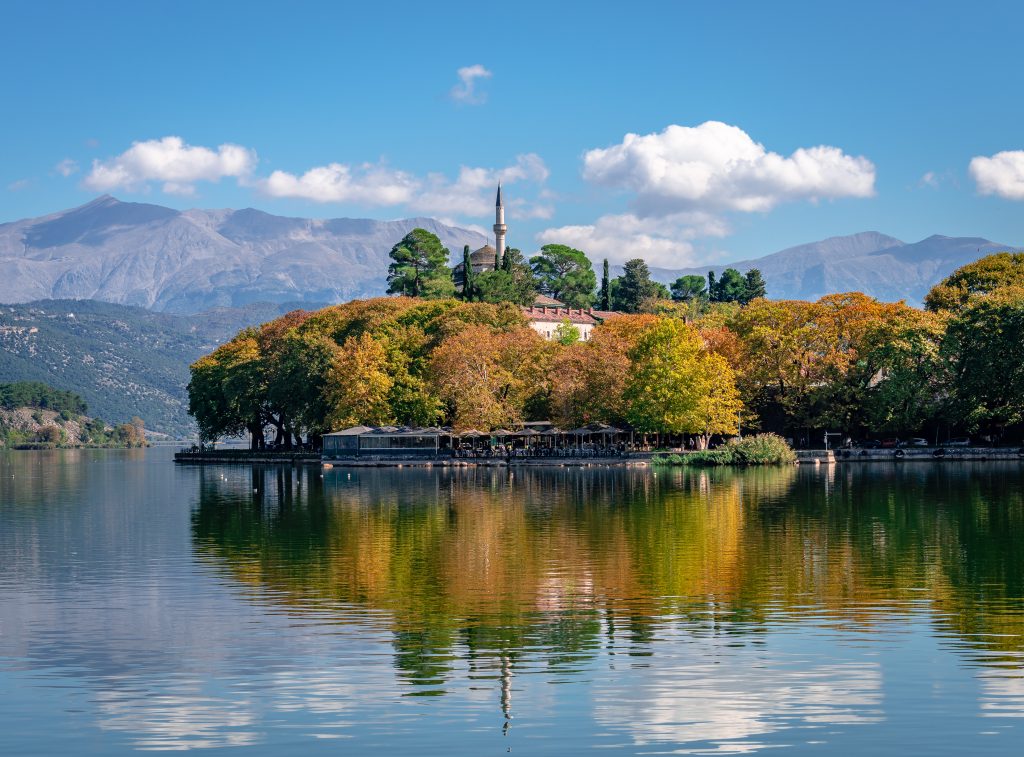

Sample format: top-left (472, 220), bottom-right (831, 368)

top-left (0, 196), bottom-right (488, 313)
top-left (0, 299), bottom-right (294, 437)
top-left (650, 232), bottom-right (1023, 304)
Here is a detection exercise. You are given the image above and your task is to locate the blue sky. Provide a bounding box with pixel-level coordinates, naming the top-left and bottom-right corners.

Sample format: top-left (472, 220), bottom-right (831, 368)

top-left (3, 0), bottom-right (1024, 266)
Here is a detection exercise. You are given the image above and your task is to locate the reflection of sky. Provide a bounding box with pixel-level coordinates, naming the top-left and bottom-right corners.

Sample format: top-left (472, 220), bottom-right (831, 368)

top-left (593, 630), bottom-right (883, 753)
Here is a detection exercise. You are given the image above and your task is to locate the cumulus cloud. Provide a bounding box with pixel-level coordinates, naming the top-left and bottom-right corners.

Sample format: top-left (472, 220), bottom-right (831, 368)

top-left (83, 136), bottom-right (256, 194)
top-left (262, 153), bottom-right (552, 220)
top-left (450, 64), bottom-right (492, 104)
top-left (970, 150), bottom-right (1024, 200)
top-left (55, 158), bottom-right (79, 177)
top-left (537, 211), bottom-right (727, 268)
top-left (263, 162), bottom-right (419, 205)
top-left (582, 121), bottom-right (876, 216)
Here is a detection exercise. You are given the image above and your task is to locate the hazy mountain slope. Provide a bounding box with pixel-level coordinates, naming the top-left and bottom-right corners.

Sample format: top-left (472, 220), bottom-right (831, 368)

top-left (0, 197), bottom-right (488, 313)
top-left (0, 299), bottom-right (293, 436)
top-left (651, 232), bottom-right (1021, 303)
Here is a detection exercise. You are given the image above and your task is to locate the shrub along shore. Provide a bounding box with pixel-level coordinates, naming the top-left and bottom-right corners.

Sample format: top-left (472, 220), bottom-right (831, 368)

top-left (654, 434), bottom-right (797, 467)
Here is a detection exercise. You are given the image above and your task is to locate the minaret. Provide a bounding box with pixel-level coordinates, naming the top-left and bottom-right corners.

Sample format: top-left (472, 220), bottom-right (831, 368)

top-left (493, 183), bottom-right (507, 262)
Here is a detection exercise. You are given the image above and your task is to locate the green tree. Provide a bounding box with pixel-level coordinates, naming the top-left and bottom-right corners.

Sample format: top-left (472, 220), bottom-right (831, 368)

top-left (386, 228), bottom-right (455, 299)
top-left (600, 259), bottom-right (611, 310)
top-left (530, 244), bottom-right (597, 307)
top-left (925, 252), bottom-right (1024, 311)
top-left (942, 288), bottom-right (1024, 434)
top-left (460, 245), bottom-right (475, 301)
top-left (612, 259), bottom-right (660, 313)
top-left (711, 268), bottom-right (747, 303)
top-left (742, 269), bottom-right (767, 303)
top-left (624, 319), bottom-right (740, 440)
top-left (553, 319), bottom-right (581, 345)
top-left (477, 247), bottom-right (536, 306)
top-left (671, 275), bottom-right (707, 303)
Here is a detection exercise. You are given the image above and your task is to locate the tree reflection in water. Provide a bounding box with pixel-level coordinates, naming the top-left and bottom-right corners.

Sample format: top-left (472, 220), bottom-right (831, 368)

top-left (191, 462), bottom-right (1024, 741)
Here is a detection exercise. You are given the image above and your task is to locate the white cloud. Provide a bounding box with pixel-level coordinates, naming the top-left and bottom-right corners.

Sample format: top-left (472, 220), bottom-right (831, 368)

top-left (55, 158), bottom-right (79, 177)
top-left (6, 178), bottom-right (31, 192)
top-left (537, 211), bottom-right (727, 268)
top-left (450, 64), bottom-right (492, 104)
top-left (582, 121), bottom-right (876, 216)
top-left (262, 153), bottom-right (552, 220)
top-left (263, 162), bottom-right (418, 205)
top-left (84, 136), bottom-right (256, 194)
top-left (970, 150), bottom-right (1024, 200)
top-left (413, 153), bottom-right (551, 218)
top-left (919, 171), bottom-right (939, 188)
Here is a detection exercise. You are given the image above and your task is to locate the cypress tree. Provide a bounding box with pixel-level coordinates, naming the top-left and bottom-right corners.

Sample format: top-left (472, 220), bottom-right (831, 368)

top-left (462, 244), bottom-right (474, 301)
top-left (707, 271), bottom-right (718, 303)
top-left (600, 259), bottom-right (611, 310)
top-left (501, 244), bottom-right (514, 272)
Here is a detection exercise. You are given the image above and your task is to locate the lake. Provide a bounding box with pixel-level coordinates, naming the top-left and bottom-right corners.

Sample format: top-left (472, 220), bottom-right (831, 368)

top-left (2, 448), bottom-right (1024, 755)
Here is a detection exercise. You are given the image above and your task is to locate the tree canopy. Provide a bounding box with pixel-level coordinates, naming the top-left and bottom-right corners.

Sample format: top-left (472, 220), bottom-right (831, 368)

top-left (613, 259), bottom-right (661, 313)
top-left (386, 228), bottom-right (455, 299)
top-left (530, 244), bottom-right (597, 307)
top-left (925, 252), bottom-right (1024, 311)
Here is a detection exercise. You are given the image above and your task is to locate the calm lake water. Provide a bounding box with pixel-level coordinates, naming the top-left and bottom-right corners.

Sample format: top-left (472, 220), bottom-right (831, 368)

top-left (2, 449), bottom-right (1024, 755)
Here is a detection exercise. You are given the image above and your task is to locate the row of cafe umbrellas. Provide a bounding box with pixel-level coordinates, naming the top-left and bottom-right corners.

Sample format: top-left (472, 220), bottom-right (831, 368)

top-left (454, 424), bottom-right (626, 448)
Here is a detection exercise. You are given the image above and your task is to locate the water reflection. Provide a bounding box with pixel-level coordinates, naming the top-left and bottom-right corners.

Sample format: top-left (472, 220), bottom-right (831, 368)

top-left (4, 451), bottom-right (1024, 754)
top-left (190, 462), bottom-right (1024, 751)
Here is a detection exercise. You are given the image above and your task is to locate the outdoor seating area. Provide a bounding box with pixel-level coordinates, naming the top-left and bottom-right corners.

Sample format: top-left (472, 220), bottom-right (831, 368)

top-left (321, 422), bottom-right (645, 461)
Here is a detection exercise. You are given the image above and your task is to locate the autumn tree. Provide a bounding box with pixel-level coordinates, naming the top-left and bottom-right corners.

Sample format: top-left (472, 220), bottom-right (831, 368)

top-left (428, 325), bottom-right (548, 430)
top-left (530, 244), bottom-right (597, 307)
top-left (187, 331), bottom-right (269, 447)
top-left (624, 318), bottom-right (740, 443)
top-left (325, 332), bottom-right (395, 428)
top-left (547, 315), bottom-right (658, 427)
top-left (386, 228), bottom-right (455, 299)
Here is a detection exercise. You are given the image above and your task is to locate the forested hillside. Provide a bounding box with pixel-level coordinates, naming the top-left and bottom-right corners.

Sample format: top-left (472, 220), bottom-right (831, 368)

top-left (0, 300), bottom-right (292, 437)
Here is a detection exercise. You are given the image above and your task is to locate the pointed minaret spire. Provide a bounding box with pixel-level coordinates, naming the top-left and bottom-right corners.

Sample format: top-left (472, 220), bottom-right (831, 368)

top-left (493, 182), bottom-right (507, 264)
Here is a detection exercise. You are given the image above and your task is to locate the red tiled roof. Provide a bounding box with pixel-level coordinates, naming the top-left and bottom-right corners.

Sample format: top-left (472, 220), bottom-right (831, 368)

top-left (521, 306), bottom-right (598, 325)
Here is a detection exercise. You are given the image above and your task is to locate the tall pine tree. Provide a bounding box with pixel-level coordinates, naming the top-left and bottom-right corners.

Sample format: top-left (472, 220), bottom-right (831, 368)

top-left (600, 259), bottom-right (611, 310)
top-left (461, 245), bottom-right (474, 301)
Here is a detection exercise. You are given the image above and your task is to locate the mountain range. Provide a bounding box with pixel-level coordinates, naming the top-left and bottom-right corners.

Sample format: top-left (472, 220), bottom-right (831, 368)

top-left (651, 231), bottom-right (1021, 303)
top-left (0, 196), bottom-right (487, 313)
top-left (0, 197), bottom-right (1020, 437)
top-left (0, 197), bottom-right (1019, 309)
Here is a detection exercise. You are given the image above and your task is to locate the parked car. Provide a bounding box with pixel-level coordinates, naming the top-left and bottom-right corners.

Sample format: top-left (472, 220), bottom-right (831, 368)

top-left (881, 438), bottom-right (901, 448)
top-left (909, 438), bottom-right (928, 447)
top-left (859, 439), bottom-right (882, 449)
top-left (947, 437), bottom-right (971, 447)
